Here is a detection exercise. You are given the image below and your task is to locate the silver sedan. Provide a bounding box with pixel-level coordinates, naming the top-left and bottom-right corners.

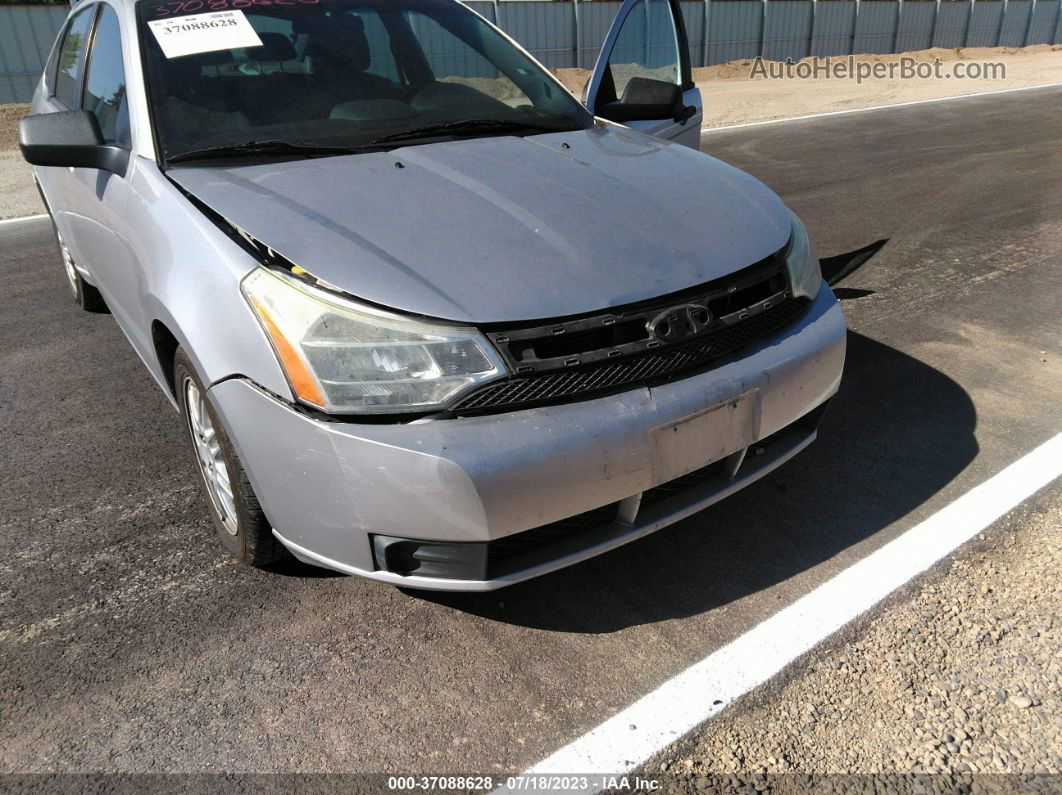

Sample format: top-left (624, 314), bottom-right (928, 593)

top-left (20, 0), bottom-right (845, 590)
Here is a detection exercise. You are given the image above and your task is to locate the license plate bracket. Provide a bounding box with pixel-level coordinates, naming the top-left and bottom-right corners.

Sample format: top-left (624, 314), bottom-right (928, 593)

top-left (650, 390), bottom-right (759, 484)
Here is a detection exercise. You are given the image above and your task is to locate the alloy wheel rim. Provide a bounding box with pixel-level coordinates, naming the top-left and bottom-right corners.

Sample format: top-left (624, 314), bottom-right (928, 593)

top-left (184, 377), bottom-right (238, 535)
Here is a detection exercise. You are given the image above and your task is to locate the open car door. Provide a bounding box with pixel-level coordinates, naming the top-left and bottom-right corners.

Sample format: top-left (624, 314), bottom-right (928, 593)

top-left (585, 0), bottom-right (702, 149)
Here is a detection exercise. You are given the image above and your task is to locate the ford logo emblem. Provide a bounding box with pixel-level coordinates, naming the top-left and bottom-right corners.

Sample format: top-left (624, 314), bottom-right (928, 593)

top-left (646, 303), bottom-right (712, 343)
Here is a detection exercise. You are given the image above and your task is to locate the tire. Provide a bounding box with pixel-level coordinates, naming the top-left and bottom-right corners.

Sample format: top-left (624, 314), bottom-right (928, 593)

top-left (71, 269), bottom-right (109, 314)
top-left (51, 220), bottom-right (109, 313)
top-left (174, 348), bottom-right (288, 567)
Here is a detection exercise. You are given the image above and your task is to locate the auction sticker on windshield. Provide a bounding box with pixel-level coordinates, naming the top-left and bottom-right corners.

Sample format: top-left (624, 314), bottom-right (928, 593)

top-left (147, 10), bottom-right (262, 59)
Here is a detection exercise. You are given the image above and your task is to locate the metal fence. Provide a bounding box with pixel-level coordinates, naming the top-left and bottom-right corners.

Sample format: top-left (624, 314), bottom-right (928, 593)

top-left (461, 0), bottom-right (1062, 71)
top-left (0, 4), bottom-right (68, 104)
top-left (2, 1), bottom-right (1061, 104)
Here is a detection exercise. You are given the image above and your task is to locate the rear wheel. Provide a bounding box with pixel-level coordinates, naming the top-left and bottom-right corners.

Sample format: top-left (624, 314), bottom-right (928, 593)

top-left (175, 348), bottom-right (288, 567)
top-left (53, 224), bottom-right (108, 313)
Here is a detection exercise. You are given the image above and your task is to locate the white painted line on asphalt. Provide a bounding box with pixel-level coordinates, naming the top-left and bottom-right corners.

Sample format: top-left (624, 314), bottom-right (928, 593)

top-left (700, 82), bottom-right (1062, 133)
top-left (0, 213), bottom-right (48, 227)
top-left (516, 430), bottom-right (1062, 782)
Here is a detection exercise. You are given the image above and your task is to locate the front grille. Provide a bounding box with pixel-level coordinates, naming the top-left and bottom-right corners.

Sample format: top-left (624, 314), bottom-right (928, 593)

top-left (485, 253), bottom-right (791, 376)
top-left (486, 462), bottom-right (729, 574)
top-left (638, 460), bottom-right (728, 510)
top-left (487, 503), bottom-right (618, 560)
top-left (456, 297), bottom-right (809, 413)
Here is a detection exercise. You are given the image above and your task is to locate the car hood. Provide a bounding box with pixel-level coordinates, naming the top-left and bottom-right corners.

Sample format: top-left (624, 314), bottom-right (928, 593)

top-left (169, 125), bottom-right (792, 324)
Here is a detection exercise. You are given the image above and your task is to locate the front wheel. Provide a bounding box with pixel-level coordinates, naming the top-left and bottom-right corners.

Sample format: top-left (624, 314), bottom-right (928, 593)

top-left (53, 225), bottom-right (108, 313)
top-left (175, 348), bottom-right (288, 567)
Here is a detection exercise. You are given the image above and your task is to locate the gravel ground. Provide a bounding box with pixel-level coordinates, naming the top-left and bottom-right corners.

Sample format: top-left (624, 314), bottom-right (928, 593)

top-left (0, 104), bottom-right (35, 221)
top-left (0, 103), bottom-right (28, 151)
top-left (640, 485), bottom-right (1062, 791)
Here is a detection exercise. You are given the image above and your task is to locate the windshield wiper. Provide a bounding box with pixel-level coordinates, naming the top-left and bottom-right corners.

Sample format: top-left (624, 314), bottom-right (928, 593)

top-left (167, 121), bottom-right (574, 163)
top-left (370, 118), bottom-right (574, 146)
top-left (167, 140), bottom-right (369, 164)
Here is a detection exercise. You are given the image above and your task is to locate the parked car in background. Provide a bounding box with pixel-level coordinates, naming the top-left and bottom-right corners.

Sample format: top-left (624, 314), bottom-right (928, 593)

top-left (20, 0), bottom-right (845, 590)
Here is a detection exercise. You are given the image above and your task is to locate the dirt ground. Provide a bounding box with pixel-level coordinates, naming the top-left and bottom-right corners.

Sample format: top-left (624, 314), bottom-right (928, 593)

top-left (0, 103), bottom-right (28, 151)
top-left (553, 44), bottom-right (1062, 126)
top-left (0, 104), bottom-right (34, 222)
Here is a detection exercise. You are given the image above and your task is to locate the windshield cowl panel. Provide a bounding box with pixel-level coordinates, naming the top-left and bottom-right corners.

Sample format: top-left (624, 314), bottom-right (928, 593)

top-left (137, 0), bottom-right (593, 164)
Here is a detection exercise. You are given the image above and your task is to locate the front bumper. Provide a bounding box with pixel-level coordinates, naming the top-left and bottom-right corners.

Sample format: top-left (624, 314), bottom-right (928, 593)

top-left (208, 283), bottom-right (846, 591)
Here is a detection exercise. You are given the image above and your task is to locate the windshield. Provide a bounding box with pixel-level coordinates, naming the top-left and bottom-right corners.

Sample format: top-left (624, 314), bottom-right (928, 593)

top-left (137, 0), bottom-right (593, 162)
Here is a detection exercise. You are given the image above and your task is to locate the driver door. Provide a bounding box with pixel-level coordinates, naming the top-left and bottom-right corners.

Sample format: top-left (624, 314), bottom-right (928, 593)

top-left (585, 0), bottom-right (702, 149)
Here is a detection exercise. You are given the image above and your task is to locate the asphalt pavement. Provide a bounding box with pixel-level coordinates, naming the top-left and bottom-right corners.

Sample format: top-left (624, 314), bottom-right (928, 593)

top-left (1, 87), bottom-right (1060, 779)
top-left (644, 483), bottom-right (1062, 788)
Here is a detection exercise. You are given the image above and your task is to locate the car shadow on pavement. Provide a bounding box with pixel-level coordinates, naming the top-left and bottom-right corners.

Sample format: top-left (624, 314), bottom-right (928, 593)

top-left (414, 330), bottom-right (979, 632)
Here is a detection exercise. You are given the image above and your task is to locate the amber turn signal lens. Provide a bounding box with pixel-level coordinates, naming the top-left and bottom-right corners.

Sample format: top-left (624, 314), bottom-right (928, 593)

top-left (247, 295), bottom-right (326, 409)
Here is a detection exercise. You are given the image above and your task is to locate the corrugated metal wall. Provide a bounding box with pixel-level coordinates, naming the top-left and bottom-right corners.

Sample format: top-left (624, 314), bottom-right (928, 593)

top-left (497, 1), bottom-right (576, 68)
top-left (1000, 0), bottom-right (1031, 45)
top-left (1030, 0), bottom-right (1062, 42)
top-left (709, 2), bottom-right (763, 62)
top-left (2, 1), bottom-right (1061, 104)
top-left (896, 2), bottom-right (935, 54)
top-left (967, 2), bottom-right (1006, 46)
top-left (933, 2), bottom-right (972, 49)
top-left (578, 2), bottom-right (624, 68)
top-left (812, 2), bottom-right (859, 57)
top-left (0, 4), bottom-right (69, 104)
top-left (494, 0), bottom-right (1062, 69)
top-left (763, 2), bottom-right (814, 63)
top-left (853, 2), bottom-right (897, 54)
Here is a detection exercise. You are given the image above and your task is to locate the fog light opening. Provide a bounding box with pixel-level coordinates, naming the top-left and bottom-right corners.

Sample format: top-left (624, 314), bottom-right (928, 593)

top-left (371, 535), bottom-right (488, 581)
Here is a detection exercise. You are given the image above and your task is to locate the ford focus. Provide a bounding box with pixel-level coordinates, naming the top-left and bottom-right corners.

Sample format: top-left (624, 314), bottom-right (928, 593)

top-left (20, 0), bottom-right (846, 590)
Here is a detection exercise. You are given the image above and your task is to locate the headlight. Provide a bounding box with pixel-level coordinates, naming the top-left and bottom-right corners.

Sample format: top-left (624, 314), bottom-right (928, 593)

top-left (242, 267), bottom-right (508, 414)
top-left (784, 210), bottom-right (821, 301)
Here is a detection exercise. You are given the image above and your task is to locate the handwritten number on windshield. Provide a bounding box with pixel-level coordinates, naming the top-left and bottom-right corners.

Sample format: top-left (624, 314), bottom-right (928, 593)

top-left (152, 0), bottom-right (320, 17)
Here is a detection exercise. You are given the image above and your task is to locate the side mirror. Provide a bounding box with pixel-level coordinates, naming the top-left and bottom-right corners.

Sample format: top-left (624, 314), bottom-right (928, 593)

top-left (19, 111), bottom-right (128, 175)
top-left (596, 76), bottom-right (695, 125)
